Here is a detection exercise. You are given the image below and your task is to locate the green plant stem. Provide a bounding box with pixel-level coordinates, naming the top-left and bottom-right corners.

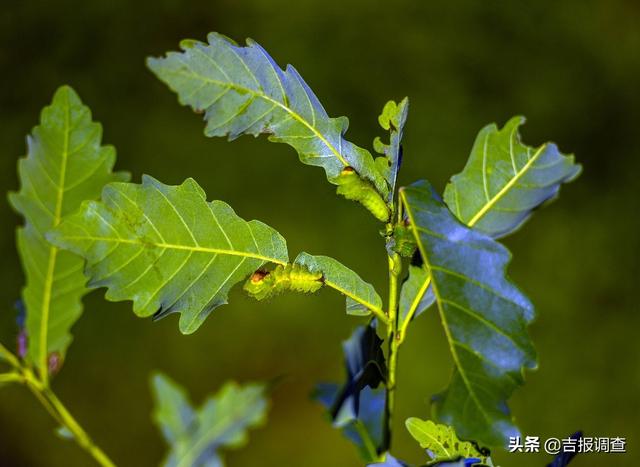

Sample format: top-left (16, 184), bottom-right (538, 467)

top-left (0, 372), bottom-right (23, 384)
top-left (384, 247), bottom-right (402, 448)
top-left (0, 342), bottom-right (115, 467)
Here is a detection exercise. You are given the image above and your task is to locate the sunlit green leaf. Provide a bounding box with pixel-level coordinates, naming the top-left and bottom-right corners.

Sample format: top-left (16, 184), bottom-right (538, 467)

top-left (444, 116), bottom-right (580, 238)
top-left (405, 418), bottom-right (487, 464)
top-left (151, 372), bottom-right (268, 467)
top-left (47, 175), bottom-right (288, 334)
top-left (8, 86), bottom-right (129, 377)
top-left (314, 321), bottom-right (388, 462)
top-left (400, 181), bottom-right (536, 447)
top-left (147, 33), bottom-right (388, 201)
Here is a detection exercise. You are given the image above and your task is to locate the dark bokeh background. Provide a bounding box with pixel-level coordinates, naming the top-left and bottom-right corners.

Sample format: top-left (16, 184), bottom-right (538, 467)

top-left (1, 1), bottom-right (638, 466)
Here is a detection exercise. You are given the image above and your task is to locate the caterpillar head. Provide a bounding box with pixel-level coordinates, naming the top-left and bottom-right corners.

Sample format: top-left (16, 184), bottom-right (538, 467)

top-left (243, 269), bottom-right (275, 300)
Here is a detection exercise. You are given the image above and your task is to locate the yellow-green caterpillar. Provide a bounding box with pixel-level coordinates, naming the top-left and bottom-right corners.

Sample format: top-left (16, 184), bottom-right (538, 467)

top-left (243, 263), bottom-right (324, 300)
top-left (335, 167), bottom-right (391, 222)
top-left (392, 222), bottom-right (417, 257)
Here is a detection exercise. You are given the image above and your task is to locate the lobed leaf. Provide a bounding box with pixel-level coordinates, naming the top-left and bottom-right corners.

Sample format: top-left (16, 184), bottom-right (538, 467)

top-left (147, 33), bottom-right (388, 198)
top-left (317, 384), bottom-right (387, 463)
top-left (8, 85), bottom-right (129, 377)
top-left (400, 181), bottom-right (536, 447)
top-left (48, 175), bottom-right (288, 334)
top-left (444, 117), bottom-right (580, 238)
top-left (405, 418), bottom-right (487, 464)
top-left (374, 98), bottom-right (409, 200)
top-left (151, 373), bottom-right (268, 467)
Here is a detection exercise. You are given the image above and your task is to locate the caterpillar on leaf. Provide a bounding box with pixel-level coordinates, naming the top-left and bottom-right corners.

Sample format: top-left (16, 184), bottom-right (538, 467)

top-left (335, 167), bottom-right (391, 222)
top-left (244, 263), bottom-right (324, 300)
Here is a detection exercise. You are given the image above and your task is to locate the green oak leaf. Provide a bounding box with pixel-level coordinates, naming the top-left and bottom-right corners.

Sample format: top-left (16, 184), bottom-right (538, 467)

top-left (405, 418), bottom-right (488, 465)
top-left (8, 85), bottom-right (129, 379)
top-left (48, 176), bottom-right (385, 332)
top-left (400, 181), bottom-right (536, 447)
top-left (373, 98), bottom-right (408, 200)
top-left (444, 116), bottom-right (580, 238)
top-left (47, 175), bottom-right (288, 334)
top-left (151, 372), bottom-right (268, 467)
top-left (147, 33), bottom-right (388, 209)
top-left (293, 252), bottom-right (385, 319)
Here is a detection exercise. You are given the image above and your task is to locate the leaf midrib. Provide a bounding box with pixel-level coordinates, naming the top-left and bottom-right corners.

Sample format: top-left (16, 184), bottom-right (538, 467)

top-left (56, 234), bottom-right (287, 265)
top-left (38, 88), bottom-right (72, 382)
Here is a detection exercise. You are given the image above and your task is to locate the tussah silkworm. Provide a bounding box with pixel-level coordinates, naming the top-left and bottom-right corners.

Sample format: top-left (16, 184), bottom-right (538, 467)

top-left (243, 264), bottom-right (324, 300)
top-left (335, 167), bottom-right (390, 222)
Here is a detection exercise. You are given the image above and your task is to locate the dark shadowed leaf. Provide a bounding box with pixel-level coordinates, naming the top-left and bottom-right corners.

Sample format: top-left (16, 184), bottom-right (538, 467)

top-left (444, 117), bottom-right (580, 238)
top-left (316, 383), bottom-right (386, 462)
top-left (400, 181), bottom-right (536, 447)
top-left (314, 321), bottom-right (388, 461)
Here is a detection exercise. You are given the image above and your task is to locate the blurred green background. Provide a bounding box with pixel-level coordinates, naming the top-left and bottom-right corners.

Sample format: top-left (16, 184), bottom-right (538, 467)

top-left (1, 0), bottom-right (638, 466)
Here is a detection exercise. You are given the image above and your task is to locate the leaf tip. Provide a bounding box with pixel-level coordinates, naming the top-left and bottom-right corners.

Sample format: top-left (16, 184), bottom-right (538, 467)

top-left (53, 84), bottom-right (80, 103)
